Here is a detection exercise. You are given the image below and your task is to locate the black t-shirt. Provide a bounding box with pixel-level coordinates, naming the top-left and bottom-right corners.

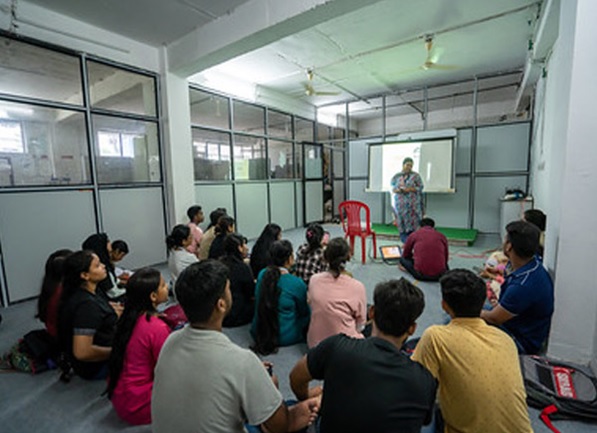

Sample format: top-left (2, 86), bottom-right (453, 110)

top-left (208, 234), bottom-right (226, 260)
top-left (59, 289), bottom-right (117, 379)
top-left (307, 334), bottom-right (437, 433)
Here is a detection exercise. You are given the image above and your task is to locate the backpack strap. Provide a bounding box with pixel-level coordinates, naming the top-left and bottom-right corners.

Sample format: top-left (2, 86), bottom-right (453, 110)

top-left (540, 405), bottom-right (562, 433)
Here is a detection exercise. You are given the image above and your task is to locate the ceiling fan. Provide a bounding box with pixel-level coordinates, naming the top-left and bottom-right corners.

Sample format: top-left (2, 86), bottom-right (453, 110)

top-left (303, 69), bottom-right (340, 96)
top-left (420, 35), bottom-right (459, 71)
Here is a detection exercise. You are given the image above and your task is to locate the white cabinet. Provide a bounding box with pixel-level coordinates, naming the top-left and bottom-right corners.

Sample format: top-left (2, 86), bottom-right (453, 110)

top-left (500, 197), bottom-right (533, 241)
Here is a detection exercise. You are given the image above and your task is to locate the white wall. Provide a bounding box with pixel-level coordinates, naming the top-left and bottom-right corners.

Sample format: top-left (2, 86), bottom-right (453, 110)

top-left (531, 0), bottom-right (597, 367)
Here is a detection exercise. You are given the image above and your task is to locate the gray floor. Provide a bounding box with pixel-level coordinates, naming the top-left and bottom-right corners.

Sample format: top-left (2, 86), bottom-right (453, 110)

top-left (0, 225), bottom-right (595, 432)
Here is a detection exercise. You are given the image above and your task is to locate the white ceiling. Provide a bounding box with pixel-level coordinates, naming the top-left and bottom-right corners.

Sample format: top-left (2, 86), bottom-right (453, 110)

top-left (21, 0), bottom-right (543, 109)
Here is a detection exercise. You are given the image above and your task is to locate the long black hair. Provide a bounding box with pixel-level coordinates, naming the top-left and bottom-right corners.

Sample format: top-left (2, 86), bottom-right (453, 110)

top-left (221, 233), bottom-right (247, 264)
top-left (214, 215), bottom-right (235, 235)
top-left (166, 224), bottom-right (190, 251)
top-left (303, 223), bottom-right (324, 254)
top-left (61, 250), bottom-right (96, 301)
top-left (252, 239), bottom-right (293, 355)
top-left (37, 249), bottom-right (72, 323)
top-left (82, 233), bottom-right (114, 274)
top-left (107, 268), bottom-right (162, 398)
top-left (250, 223), bottom-right (282, 277)
top-left (324, 237), bottom-right (351, 278)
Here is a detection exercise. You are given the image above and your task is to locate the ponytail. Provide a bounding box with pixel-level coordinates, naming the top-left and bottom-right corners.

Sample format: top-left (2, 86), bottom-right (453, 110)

top-left (252, 266), bottom-right (281, 355)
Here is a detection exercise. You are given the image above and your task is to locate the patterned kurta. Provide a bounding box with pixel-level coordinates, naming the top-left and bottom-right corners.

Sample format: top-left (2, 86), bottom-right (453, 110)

top-left (391, 170), bottom-right (424, 235)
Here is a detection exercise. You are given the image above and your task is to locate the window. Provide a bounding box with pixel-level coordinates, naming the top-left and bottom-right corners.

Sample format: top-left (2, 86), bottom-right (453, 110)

top-left (97, 131), bottom-right (137, 158)
top-left (192, 128), bottom-right (231, 181)
top-left (0, 121), bottom-right (24, 153)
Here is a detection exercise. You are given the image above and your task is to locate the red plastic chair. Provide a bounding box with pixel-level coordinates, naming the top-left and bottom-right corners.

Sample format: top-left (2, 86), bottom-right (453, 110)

top-left (338, 200), bottom-right (377, 264)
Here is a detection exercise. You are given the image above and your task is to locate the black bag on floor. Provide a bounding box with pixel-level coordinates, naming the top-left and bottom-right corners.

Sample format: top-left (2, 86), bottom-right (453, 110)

top-left (520, 355), bottom-right (597, 432)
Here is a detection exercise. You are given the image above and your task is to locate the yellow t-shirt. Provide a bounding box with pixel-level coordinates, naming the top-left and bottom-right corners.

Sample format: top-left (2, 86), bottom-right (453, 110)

top-left (412, 318), bottom-right (532, 433)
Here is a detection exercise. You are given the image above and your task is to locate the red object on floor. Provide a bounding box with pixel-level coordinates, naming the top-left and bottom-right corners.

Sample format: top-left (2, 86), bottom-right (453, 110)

top-left (338, 200), bottom-right (377, 264)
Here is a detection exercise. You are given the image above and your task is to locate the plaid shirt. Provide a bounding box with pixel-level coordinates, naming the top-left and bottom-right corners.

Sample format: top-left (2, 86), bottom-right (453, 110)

top-left (294, 244), bottom-right (327, 284)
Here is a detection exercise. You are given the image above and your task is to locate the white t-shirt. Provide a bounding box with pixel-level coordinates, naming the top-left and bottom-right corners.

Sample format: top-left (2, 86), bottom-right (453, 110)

top-left (152, 327), bottom-right (283, 433)
top-left (168, 248), bottom-right (198, 283)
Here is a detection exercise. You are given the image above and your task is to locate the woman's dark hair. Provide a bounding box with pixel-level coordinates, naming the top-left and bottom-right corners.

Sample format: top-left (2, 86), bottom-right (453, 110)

top-left (111, 240), bottom-right (129, 254)
top-left (166, 224), bottom-right (191, 251)
top-left (215, 216), bottom-right (235, 235)
top-left (221, 233), bottom-right (247, 262)
top-left (37, 249), bottom-right (72, 322)
top-left (82, 233), bottom-right (113, 273)
top-left (207, 208), bottom-right (227, 229)
top-left (324, 238), bottom-right (350, 278)
top-left (250, 223), bottom-right (282, 276)
top-left (107, 268), bottom-right (162, 398)
top-left (304, 223), bottom-right (324, 253)
top-left (61, 250), bottom-right (95, 301)
top-left (524, 209), bottom-right (546, 232)
top-left (251, 240), bottom-right (293, 355)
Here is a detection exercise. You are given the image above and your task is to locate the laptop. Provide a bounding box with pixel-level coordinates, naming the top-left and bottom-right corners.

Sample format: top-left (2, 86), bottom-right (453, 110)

top-left (379, 245), bottom-right (402, 264)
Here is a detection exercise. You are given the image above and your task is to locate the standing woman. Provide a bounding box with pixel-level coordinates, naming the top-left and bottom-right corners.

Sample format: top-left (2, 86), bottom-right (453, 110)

top-left (251, 240), bottom-right (310, 355)
top-left (391, 157), bottom-right (424, 243)
top-left (307, 237), bottom-right (367, 348)
top-left (220, 233), bottom-right (255, 327)
top-left (58, 250), bottom-right (122, 380)
top-left (108, 268), bottom-right (170, 425)
top-left (166, 224), bottom-right (198, 285)
top-left (250, 223), bottom-right (282, 278)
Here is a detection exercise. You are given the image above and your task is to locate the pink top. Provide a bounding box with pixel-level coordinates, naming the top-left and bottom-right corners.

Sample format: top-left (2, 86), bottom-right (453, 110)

top-left (307, 272), bottom-right (367, 348)
top-left (111, 315), bottom-right (170, 425)
top-left (186, 222), bottom-right (203, 254)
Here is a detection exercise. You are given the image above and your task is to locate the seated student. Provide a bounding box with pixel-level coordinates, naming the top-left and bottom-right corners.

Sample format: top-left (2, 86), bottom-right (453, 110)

top-left (481, 220), bottom-right (554, 354)
top-left (399, 217), bottom-right (449, 281)
top-left (166, 224), bottom-right (198, 285)
top-left (413, 269), bottom-right (532, 433)
top-left (109, 240), bottom-right (131, 283)
top-left (186, 205), bottom-right (204, 256)
top-left (220, 233), bottom-right (255, 327)
top-left (36, 249), bottom-right (72, 340)
top-left (152, 261), bottom-right (319, 433)
top-left (250, 223), bottom-right (282, 278)
top-left (107, 268), bottom-right (170, 425)
top-left (208, 215), bottom-right (235, 260)
top-left (290, 278), bottom-right (437, 433)
top-left (251, 240), bottom-right (310, 355)
top-left (523, 208), bottom-right (546, 257)
top-left (294, 223), bottom-right (327, 285)
top-left (197, 207), bottom-right (227, 260)
top-left (58, 250), bottom-right (123, 380)
top-left (83, 233), bottom-right (125, 300)
top-left (307, 237), bottom-right (366, 348)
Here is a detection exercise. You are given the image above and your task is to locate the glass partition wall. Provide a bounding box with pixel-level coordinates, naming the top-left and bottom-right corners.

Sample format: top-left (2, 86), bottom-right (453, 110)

top-left (0, 33), bottom-right (165, 304)
top-left (190, 87), bottom-right (347, 237)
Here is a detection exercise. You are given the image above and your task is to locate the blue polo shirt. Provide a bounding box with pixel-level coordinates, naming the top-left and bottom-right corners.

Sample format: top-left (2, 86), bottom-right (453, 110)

top-left (499, 257), bottom-right (554, 354)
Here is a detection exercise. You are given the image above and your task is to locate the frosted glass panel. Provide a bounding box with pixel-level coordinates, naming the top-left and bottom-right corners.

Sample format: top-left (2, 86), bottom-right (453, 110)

top-left (100, 187), bottom-right (166, 268)
top-left (456, 129), bottom-right (472, 174)
top-left (0, 190), bottom-right (96, 302)
top-left (426, 177), bottom-right (471, 228)
top-left (270, 182), bottom-right (295, 230)
top-left (348, 139), bottom-right (371, 177)
top-left (305, 181), bottom-right (323, 223)
top-left (194, 184), bottom-right (234, 231)
top-left (333, 180), bottom-right (345, 217)
top-left (235, 183), bottom-right (268, 239)
top-left (474, 176), bottom-right (527, 233)
top-left (476, 123), bottom-right (530, 173)
top-left (295, 182), bottom-right (304, 227)
top-left (348, 179), bottom-right (384, 223)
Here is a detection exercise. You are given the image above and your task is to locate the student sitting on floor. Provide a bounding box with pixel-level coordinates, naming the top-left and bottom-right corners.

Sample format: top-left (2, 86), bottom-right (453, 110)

top-left (250, 223), bottom-right (282, 278)
top-left (307, 237), bottom-right (366, 348)
top-left (107, 268), bottom-right (170, 425)
top-left (82, 233), bottom-right (126, 300)
top-left (208, 215), bottom-right (235, 260)
top-left (58, 250), bottom-right (123, 380)
top-left (109, 239), bottom-right (131, 284)
top-left (220, 233), bottom-right (255, 327)
top-left (398, 217), bottom-right (449, 281)
top-left (481, 220), bottom-right (554, 354)
top-left (166, 224), bottom-right (198, 286)
top-left (186, 205), bottom-right (204, 257)
top-left (523, 208), bottom-right (546, 258)
top-left (197, 207), bottom-right (227, 260)
top-left (290, 278), bottom-right (436, 433)
top-left (294, 223), bottom-right (327, 285)
top-left (152, 261), bottom-right (320, 433)
top-left (413, 269), bottom-right (532, 433)
top-left (251, 240), bottom-right (310, 355)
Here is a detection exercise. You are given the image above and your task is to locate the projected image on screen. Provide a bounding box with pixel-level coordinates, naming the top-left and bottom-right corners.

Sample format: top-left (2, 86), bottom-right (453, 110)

top-left (368, 138), bottom-right (455, 193)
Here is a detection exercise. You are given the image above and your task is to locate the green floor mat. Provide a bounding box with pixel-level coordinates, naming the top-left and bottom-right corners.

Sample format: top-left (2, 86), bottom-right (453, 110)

top-left (371, 223), bottom-right (478, 246)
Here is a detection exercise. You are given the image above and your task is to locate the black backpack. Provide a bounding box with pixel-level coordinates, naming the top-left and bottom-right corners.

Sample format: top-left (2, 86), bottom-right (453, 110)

top-left (520, 355), bottom-right (597, 432)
